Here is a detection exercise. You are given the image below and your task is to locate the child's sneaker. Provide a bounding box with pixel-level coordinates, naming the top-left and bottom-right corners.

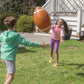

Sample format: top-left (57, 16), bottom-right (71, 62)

top-left (53, 63), bottom-right (58, 67)
top-left (49, 57), bottom-right (53, 63)
top-left (49, 59), bottom-right (52, 63)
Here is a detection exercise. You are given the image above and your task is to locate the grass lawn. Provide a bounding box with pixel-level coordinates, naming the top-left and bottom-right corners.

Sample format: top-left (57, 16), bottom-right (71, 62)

top-left (0, 40), bottom-right (84, 84)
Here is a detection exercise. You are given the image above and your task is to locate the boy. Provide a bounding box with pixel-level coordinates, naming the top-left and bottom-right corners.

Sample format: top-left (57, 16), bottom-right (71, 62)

top-left (0, 16), bottom-right (46, 84)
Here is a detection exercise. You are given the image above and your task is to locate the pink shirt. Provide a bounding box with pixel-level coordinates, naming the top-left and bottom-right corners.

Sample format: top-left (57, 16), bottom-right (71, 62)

top-left (51, 25), bottom-right (64, 40)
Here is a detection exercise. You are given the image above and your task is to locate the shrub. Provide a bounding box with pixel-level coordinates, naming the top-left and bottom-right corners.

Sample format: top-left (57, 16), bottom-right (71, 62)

top-left (17, 15), bottom-right (34, 33)
top-left (0, 11), bottom-right (17, 31)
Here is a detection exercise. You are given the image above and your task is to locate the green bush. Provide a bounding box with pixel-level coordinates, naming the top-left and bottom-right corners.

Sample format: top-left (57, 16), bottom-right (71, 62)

top-left (17, 15), bottom-right (34, 33)
top-left (0, 11), bottom-right (17, 31)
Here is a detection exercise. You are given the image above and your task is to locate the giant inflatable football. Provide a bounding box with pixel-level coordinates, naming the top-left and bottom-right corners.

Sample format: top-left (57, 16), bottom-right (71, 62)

top-left (33, 6), bottom-right (51, 33)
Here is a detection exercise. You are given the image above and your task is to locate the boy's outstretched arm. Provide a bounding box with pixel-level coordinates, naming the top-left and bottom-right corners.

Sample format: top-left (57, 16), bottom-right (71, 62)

top-left (17, 35), bottom-right (46, 48)
top-left (40, 41), bottom-right (46, 48)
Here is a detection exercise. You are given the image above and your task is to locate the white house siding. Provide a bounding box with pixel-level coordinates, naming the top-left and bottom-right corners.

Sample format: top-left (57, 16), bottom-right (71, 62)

top-left (41, 0), bottom-right (84, 39)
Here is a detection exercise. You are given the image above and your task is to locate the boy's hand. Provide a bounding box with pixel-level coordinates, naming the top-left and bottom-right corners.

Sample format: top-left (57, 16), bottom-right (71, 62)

top-left (40, 41), bottom-right (46, 48)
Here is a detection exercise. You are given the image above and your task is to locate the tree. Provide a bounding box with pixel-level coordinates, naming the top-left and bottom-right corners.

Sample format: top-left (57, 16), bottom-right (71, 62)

top-left (0, 0), bottom-right (23, 16)
top-left (34, 0), bottom-right (45, 6)
top-left (23, 0), bottom-right (34, 15)
top-left (0, 0), bottom-right (45, 16)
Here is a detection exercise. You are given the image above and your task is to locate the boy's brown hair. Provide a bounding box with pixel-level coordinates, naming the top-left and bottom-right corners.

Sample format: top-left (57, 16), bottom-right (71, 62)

top-left (4, 16), bottom-right (16, 29)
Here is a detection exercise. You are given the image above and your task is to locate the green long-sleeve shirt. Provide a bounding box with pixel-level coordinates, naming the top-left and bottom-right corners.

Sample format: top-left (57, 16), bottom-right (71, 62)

top-left (0, 31), bottom-right (40, 60)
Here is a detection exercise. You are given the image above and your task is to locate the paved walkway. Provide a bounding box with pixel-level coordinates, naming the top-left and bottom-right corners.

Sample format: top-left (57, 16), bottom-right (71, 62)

top-left (0, 32), bottom-right (50, 48)
top-left (19, 32), bottom-right (50, 44)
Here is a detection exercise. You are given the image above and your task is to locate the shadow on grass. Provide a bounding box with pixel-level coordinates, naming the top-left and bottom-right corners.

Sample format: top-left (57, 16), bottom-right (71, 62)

top-left (60, 62), bottom-right (84, 69)
top-left (18, 47), bottom-right (37, 54)
top-left (67, 63), bottom-right (84, 69)
top-left (76, 73), bottom-right (84, 76)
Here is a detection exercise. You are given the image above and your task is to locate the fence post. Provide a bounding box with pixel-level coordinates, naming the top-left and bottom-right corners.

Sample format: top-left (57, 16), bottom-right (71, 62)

top-left (46, 0), bottom-right (48, 2)
top-left (81, 9), bottom-right (84, 27)
top-left (77, 9), bottom-right (82, 36)
top-left (56, 0), bottom-right (58, 12)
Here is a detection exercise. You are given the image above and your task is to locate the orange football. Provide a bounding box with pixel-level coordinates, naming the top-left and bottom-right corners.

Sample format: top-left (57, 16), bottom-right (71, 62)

top-left (33, 6), bottom-right (51, 33)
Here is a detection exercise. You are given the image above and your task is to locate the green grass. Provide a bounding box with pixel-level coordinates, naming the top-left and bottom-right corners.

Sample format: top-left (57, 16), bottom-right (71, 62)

top-left (0, 40), bottom-right (84, 84)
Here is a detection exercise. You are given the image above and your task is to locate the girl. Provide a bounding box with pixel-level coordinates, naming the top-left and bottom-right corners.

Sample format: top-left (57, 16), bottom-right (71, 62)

top-left (49, 19), bottom-right (69, 66)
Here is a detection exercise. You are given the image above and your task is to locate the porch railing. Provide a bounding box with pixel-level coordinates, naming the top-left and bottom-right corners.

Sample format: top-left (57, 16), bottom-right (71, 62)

top-left (42, 0), bottom-right (84, 15)
top-left (42, 0), bottom-right (53, 14)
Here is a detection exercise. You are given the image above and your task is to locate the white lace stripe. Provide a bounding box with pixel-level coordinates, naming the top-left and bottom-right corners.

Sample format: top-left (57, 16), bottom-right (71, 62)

top-left (34, 9), bottom-right (44, 13)
top-left (41, 26), bottom-right (51, 31)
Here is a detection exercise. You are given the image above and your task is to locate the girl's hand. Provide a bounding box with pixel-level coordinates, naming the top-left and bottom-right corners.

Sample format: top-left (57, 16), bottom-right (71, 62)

top-left (40, 41), bottom-right (46, 48)
top-left (60, 39), bottom-right (64, 44)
